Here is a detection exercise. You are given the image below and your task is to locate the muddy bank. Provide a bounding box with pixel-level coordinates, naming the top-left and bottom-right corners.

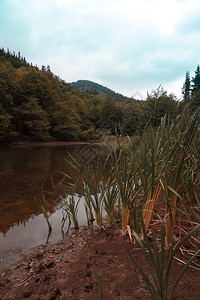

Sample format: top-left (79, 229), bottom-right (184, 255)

top-left (0, 223), bottom-right (200, 300)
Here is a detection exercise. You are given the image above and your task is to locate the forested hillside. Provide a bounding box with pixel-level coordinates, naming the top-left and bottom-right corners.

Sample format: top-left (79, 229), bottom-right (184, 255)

top-left (1, 47), bottom-right (199, 143)
top-left (70, 80), bottom-right (128, 102)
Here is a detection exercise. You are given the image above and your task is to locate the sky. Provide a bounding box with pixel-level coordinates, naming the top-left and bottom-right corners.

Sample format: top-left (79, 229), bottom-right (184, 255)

top-left (1, 0), bottom-right (200, 100)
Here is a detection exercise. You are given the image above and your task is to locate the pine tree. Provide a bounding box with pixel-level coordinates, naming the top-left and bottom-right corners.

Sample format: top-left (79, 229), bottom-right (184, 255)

top-left (6, 48), bottom-right (10, 58)
top-left (182, 71), bottom-right (191, 100)
top-left (41, 65), bottom-right (46, 72)
top-left (191, 65), bottom-right (200, 95)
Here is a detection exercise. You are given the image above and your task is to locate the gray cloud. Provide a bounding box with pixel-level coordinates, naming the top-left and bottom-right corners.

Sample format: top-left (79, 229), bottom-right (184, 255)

top-left (1, 0), bottom-right (200, 98)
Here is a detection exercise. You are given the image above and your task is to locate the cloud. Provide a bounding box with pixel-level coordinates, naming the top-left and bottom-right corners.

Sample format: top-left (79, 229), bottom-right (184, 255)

top-left (1, 0), bottom-right (200, 97)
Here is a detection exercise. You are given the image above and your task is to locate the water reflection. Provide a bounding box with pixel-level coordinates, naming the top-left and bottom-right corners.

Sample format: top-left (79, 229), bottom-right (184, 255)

top-left (0, 143), bottom-right (107, 266)
top-left (0, 144), bottom-right (106, 235)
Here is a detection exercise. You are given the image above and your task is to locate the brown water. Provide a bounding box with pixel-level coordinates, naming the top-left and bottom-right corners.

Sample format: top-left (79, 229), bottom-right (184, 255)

top-left (0, 144), bottom-right (105, 270)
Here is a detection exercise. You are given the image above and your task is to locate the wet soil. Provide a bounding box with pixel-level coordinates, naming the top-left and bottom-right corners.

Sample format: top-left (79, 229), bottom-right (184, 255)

top-left (0, 220), bottom-right (200, 300)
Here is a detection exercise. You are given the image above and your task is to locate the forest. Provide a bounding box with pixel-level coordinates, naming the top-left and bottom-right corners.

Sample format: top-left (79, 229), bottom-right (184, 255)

top-left (0, 47), bottom-right (199, 143)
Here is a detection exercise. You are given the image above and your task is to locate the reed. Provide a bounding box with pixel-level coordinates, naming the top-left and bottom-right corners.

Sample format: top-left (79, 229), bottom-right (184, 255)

top-left (37, 193), bottom-right (52, 233)
top-left (142, 184), bottom-right (161, 238)
top-left (62, 195), bottom-right (80, 229)
top-left (84, 198), bottom-right (98, 253)
top-left (101, 177), bottom-right (118, 226)
top-left (82, 173), bottom-right (104, 229)
top-left (112, 215), bottom-right (200, 300)
top-left (105, 138), bottom-right (138, 235)
top-left (125, 121), bottom-right (164, 239)
top-left (93, 263), bottom-right (104, 300)
top-left (160, 108), bottom-right (200, 248)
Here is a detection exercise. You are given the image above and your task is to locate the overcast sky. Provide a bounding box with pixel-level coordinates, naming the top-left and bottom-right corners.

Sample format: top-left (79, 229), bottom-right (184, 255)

top-left (1, 0), bottom-right (200, 99)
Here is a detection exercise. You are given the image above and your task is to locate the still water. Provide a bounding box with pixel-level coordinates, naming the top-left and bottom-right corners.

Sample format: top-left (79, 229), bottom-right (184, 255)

top-left (0, 143), bottom-right (105, 270)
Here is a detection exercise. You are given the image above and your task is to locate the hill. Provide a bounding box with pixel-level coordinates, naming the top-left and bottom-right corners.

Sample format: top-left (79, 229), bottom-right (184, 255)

top-left (70, 80), bottom-right (128, 102)
top-left (0, 47), bottom-right (180, 143)
top-left (0, 48), bottom-right (106, 142)
top-left (0, 47), bottom-right (33, 69)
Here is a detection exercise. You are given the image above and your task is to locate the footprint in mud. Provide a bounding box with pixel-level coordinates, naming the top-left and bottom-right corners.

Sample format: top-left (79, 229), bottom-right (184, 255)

top-left (46, 261), bottom-right (55, 269)
top-left (23, 291), bottom-right (32, 298)
top-left (49, 288), bottom-right (61, 300)
top-left (114, 290), bottom-right (121, 297)
top-left (72, 287), bottom-right (78, 294)
top-left (36, 263), bottom-right (45, 274)
top-left (43, 276), bottom-right (51, 284)
top-left (84, 283), bottom-right (93, 293)
top-left (107, 257), bottom-right (114, 264)
top-left (86, 263), bottom-right (92, 268)
top-left (35, 277), bottom-right (40, 282)
top-left (85, 271), bottom-right (92, 278)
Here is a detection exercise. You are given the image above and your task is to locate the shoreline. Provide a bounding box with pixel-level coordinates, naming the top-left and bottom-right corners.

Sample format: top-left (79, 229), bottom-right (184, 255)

top-left (0, 137), bottom-right (130, 148)
top-left (0, 227), bottom-right (77, 274)
top-left (0, 225), bottom-right (90, 273)
top-left (1, 222), bottom-right (199, 299)
top-left (2, 141), bottom-right (99, 148)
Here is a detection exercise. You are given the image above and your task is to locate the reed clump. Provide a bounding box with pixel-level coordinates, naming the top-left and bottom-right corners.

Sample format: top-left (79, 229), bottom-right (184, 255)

top-left (40, 106), bottom-right (200, 298)
top-left (61, 195), bottom-right (80, 229)
top-left (60, 106), bottom-right (200, 251)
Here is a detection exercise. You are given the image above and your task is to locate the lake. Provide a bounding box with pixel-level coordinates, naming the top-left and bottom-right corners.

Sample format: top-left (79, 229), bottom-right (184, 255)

top-left (0, 143), bottom-right (106, 270)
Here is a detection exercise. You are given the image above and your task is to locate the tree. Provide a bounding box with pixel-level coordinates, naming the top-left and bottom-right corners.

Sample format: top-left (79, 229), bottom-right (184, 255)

top-left (182, 71), bottom-right (191, 100)
top-left (190, 90), bottom-right (200, 108)
top-left (50, 101), bottom-right (81, 141)
top-left (120, 100), bottom-right (142, 135)
top-left (14, 96), bottom-right (51, 141)
top-left (191, 65), bottom-right (200, 96)
top-left (100, 95), bottom-right (122, 134)
top-left (0, 104), bottom-right (17, 141)
top-left (41, 65), bottom-right (46, 72)
top-left (145, 87), bottom-right (179, 127)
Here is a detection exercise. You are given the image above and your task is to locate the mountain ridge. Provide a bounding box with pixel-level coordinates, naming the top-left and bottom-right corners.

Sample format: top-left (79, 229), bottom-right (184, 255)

top-left (69, 79), bottom-right (129, 102)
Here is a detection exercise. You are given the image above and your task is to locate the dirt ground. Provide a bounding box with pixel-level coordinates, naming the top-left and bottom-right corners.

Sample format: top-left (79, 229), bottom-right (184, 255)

top-left (0, 218), bottom-right (200, 300)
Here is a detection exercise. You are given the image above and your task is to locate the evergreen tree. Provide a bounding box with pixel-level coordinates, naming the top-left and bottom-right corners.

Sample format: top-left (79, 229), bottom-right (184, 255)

top-left (6, 48), bottom-right (10, 58)
top-left (182, 71), bottom-right (191, 100)
top-left (191, 65), bottom-right (200, 95)
top-left (41, 65), bottom-right (46, 72)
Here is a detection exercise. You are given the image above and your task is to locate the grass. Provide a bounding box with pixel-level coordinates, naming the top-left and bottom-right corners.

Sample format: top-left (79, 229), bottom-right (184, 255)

top-left (112, 215), bottom-right (200, 300)
top-left (39, 105), bottom-right (200, 298)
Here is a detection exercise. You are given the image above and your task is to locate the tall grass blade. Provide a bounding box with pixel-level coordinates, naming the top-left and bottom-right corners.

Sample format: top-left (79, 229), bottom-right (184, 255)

top-left (93, 263), bottom-right (104, 300)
